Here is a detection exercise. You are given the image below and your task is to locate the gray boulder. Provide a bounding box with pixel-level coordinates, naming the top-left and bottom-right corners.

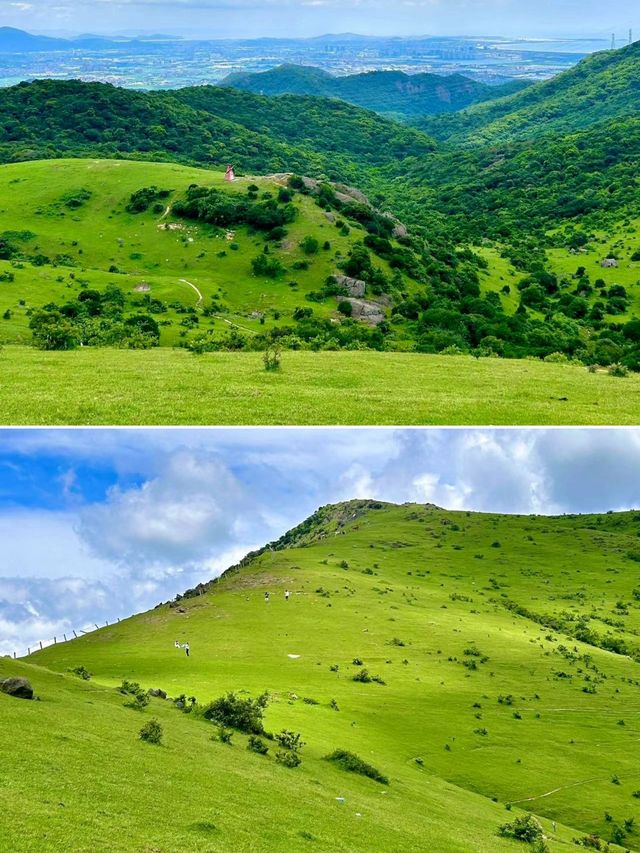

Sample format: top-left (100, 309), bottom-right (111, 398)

top-left (148, 688), bottom-right (168, 699)
top-left (1, 677), bottom-right (34, 700)
top-left (345, 299), bottom-right (386, 326)
top-left (334, 275), bottom-right (366, 298)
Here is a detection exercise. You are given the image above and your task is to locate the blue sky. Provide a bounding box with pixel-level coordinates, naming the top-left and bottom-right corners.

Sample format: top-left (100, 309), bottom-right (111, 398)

top-left (3, 0), bottom-right (638, 40)
top-left (2, 427), bottom-right (640, 656)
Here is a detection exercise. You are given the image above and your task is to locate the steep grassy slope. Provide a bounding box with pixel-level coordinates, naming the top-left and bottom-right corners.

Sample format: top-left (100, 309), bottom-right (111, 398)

top-left (19, 502), bottom-right (640, 851)
top-left (220, 65), bottom-right (528, 119)
top-left (420, 41), bottom-right (640, 145)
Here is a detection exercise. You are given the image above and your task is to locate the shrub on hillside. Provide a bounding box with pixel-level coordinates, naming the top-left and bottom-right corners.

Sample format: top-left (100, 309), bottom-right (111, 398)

top-left (213, 726), bottom-right (233, 745)
top-left (274, 730), bottom-right (305, 752)
top-left (139, 719), bottom-right (163, 745)
top-left (263, 344), bottom-right (282, 372)
top-left (608, 362), bottom-right (628, 377)
top-left (352, 668), bottom-right (385, 685)
top-left (276, 750), bottom-right (301, 768)
top-left (325, 749), bottom-right (389, 785)
top-left (251, 254), bottom-right (285, 278)
top-left (202, 691), bottom-right (268, 734)
top-left (498, 814), bottom-right (544, 843)
top-left (69, 665), bottom-right (91, 681)
top-left (127, 186), bottom-right (171, 214)
top-left (247, 735), bottom-right (269, 755)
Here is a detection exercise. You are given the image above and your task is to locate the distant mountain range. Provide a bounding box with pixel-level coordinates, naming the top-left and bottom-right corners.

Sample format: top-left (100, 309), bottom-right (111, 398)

top-left (220, 64), bottom-right (529, 118)
top-left (0, 27), bottom-right (177, 53)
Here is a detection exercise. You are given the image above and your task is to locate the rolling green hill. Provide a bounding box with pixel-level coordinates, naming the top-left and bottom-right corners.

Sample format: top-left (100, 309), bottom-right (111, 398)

top-left (6, 500), bottom-right (640, 851)
top-left (0, 158), bottom-right (438, 351)
top-left (419, 41), bottom-right (640, 145)
top-left (4, 157), bottom-right (640, 384)
top-left (220, 65), bottom-right (528, 119)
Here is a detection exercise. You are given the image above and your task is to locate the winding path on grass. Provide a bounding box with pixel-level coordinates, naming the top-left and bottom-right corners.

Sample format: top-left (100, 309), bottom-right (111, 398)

top-left (179, 278), bottom-right (203, 309)
top-left (507, 776), bottom-right (607, 806)
top-left (221, 318), bottom-right (257, 335)
top-left (179, 278), bottom-right (256, 334)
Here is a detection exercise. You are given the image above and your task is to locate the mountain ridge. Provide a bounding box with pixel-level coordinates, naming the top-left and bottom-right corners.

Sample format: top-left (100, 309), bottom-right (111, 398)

top-left (220, 64), bottom-right (529, 118)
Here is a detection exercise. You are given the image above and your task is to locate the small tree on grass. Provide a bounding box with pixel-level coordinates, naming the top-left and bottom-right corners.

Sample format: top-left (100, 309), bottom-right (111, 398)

top-left (202, 691), bottom-right (268, 734)
top-left (275, 730), bottom-right (305, 752)
top-left (247, 735), bottom-right (269, 755)
top-left (276, 750), bottom-right (301, 768)
top-left (274, 729), bottom-right (305, 768)
top-left (263, 344), bottom-right (282, 372)
top-left (213, 726), bottom-right (233, 745)
top-left (139, 719), bottom-right (163, 745)
top-left (498, 814), bottom-right (544, 843)
top-left (120, 679), bottom-right (149, 710)
top-left (69, 665), bottom-right (91, 681)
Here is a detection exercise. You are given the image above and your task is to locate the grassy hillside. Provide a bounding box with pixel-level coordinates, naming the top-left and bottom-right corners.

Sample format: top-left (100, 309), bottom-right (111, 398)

top-left (220, 65), bottom-right (528, 119)
top-left (11, 501), bottom-right (640, 851)
top-left (420, 41), bottom-right (640, 145)
top-left (0, 158), bottom-right (428, 350)
top-left (2, 345), bottom-right (640, 425)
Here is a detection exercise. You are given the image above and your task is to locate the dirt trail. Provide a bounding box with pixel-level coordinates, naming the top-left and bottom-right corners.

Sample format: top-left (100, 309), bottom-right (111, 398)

top-left (507, 776), bottom-right (606, 806)
top-left (179, 278), bottom-right (203, 308)
top-left (221, 318), bottom-right (257, 335)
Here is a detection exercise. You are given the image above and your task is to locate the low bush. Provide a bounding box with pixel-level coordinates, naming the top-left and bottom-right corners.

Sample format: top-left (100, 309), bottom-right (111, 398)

top-left (275, 730), bottom-right (305, 752)
top-left (263, 344), bottom-right (282, 372)
top-left (214, 726), bottom-right (233, 745)
top-left (139, 719), bottom-right (163, 745)
top-left (202, 692), bottom-right (268, 734)
top-left (276, 750), bottom-right (301, 768)
top-left (69, 665), bottom-right (91, 680)
top-left (498, 814), bottom-right (544, 843)
top-left (247, 735), bottom-right (269, 755)
top-left (325, 749), bottom-right (389, 785)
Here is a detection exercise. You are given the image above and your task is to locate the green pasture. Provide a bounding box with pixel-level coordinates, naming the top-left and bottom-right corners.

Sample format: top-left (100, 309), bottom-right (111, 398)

top-left (0, 345), bottom-right (637, 425)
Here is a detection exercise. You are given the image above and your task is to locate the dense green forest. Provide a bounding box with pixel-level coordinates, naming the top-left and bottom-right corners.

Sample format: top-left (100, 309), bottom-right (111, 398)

top-left (0, 79), bottom-right (433, 188)
top-left (220, 64), bottom-right (527, 119)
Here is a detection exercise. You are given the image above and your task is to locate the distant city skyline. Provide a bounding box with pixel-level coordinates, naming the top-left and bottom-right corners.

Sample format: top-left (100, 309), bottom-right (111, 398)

top-left (1, 0), bottom-right (638, 41)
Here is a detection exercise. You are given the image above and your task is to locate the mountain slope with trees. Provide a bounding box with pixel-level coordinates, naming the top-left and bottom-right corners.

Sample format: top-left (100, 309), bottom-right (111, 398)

top-left (419, 40), bottom-right (640, 144)
top-left (220, 64), bottom-right (528, 118)
top-left (0, 79), bottom-right (435, 187)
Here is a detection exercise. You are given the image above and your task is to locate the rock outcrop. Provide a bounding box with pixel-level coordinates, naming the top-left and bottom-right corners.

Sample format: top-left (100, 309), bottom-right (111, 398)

top-left (345, 298), bottom-right (386, 326)
top-left (1, 677), bottom-right (34, 700)
top-left (333, 275), bottom-right (366, 298)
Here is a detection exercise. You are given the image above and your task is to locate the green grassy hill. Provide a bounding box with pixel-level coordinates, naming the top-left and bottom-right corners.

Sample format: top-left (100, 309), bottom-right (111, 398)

top-left (419, 41), bottom-right (640, 145)
top-left (6, 501), bottom-right (640, 851)
top-left (220, 65), bottom-right (528, 119)
top-left (0, 158), bottom-right (423, 349)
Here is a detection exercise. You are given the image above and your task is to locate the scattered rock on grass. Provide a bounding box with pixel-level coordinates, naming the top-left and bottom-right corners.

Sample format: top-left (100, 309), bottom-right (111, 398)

top-left (1, 677), bottom-right (34, 700)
